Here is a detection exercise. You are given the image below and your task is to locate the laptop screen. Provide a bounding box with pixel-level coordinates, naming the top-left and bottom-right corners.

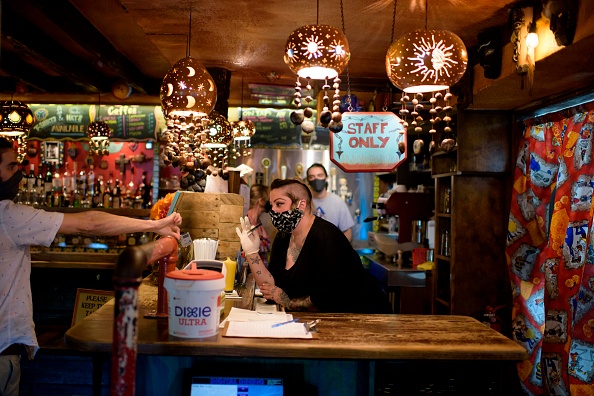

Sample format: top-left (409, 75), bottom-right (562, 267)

top-left (189, 376), bottom-right (284, 396)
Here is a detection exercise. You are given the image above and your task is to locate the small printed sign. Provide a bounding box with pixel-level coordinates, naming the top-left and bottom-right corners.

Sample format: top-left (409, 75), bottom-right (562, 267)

top-left (71, 288), bottom-right (114, 327)
top-left (330, 112), bottom-right (407, 172)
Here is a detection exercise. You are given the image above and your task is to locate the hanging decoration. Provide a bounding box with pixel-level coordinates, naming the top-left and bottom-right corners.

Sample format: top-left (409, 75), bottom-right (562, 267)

top-left (284, 0), bottom-right (350, 135)
top-left (203, 111), bottom-right (233, 169)
top-left (86, 97), bottom-right (111, 156)
top-left (0, 100), bottom-right (35, 161)
top-left (231, 77), bottom-right (255, 160)
top-left (386, 0), bottom-right (467, 153)
top-left (160, 56), bottom-right (217, 119)
top-left (158, 9), bottom-right (220, 193)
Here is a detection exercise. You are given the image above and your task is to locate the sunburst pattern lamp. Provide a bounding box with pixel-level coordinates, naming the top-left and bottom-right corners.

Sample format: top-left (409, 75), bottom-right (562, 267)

top-left (386, 29), bottom-right (467, 94)
top-left (285, 24), bottom-right (350, 134)
top-left (386, 28), bottom-right (467, 151)
top-left (160, 57), bottom-right (217, 119)
top-left (284, 24), bottom-right (350, 80)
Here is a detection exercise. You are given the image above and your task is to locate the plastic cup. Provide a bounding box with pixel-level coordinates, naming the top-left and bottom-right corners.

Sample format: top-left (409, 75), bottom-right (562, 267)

top-left (223, 258), bottom-right (237, 292)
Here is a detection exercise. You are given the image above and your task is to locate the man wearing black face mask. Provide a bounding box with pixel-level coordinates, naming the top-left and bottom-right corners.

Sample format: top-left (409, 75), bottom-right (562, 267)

top-left (306, 163), bottom-right (354, 241)
top-left (0, 138), bottom-right (183, 395)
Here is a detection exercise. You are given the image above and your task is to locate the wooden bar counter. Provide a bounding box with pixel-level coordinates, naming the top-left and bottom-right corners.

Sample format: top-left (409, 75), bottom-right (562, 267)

top-left (64, 277), bottom-right (527, 395)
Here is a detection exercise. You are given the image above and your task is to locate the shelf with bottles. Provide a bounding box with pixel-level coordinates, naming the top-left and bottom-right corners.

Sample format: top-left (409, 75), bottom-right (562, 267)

top-left (17, 161), bottom-right (153, 211)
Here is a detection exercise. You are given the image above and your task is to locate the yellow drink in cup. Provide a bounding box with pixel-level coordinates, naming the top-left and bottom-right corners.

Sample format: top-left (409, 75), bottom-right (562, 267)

top-left (223, 257), bottom-right (237, 292)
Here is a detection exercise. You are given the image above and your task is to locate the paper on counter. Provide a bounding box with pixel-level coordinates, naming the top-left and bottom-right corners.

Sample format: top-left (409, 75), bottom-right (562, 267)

top-left (219, 307), bottom-right (291, 328)
top-left (223, 321), bottom-right (313, 339)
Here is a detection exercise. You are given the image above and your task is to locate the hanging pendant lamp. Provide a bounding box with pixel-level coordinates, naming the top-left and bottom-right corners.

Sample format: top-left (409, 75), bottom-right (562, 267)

top-left (87, 95), bottom-right (111, 156)
top-left (386, 29), bottom-right (468, 93)
top-left (285, 0), bottom-right (350, 135)
top-left (160, 56), bottom-right (217, 118)
top-left (160, 10), bottom-right (216, 119)
top-left (284, 24), bottom-right (350, 80)
top-left (0, 100), bottom-right (35, 135)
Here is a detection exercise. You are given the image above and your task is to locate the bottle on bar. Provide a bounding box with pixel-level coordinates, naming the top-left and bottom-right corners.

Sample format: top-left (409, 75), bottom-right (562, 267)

top-left (36, 165), bottom-right (45, 206)
top-left (44, 164), bottom-right (53, 206)
top-left (112, 179), bottom-right (121, 209)
top-left (103, 172), bottom-right (113, 209)
top-left (62, 163), bottom-right (71, 196)
top-left (26, 164), bottom-right (36, 205)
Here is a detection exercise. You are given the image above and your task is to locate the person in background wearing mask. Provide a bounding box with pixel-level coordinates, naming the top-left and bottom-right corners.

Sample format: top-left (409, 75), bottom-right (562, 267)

top-left (0, 138), bottom-right (182, 396)
top-left (236, 178), bottom-right (391, 313)
top-left (306, 163), bottom-right (354, 241)
top-left (246, 184), bottom-right (272, 267)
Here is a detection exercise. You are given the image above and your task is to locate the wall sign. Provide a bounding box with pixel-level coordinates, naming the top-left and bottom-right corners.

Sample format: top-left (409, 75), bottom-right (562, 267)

top-left (28, 104), bottom-right (165, 141)
top-left (330, 112), bottom-right (407, 172)
top-left (242, 108), bottom-right (302, 148)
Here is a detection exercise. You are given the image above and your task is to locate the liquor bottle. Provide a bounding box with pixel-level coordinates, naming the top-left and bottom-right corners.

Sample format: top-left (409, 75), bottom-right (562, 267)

top-left (62, 163), bottom-right (71, 195)
top-left (87, 165), bottom-right (95, 194)
top-left (93, 178), bottom-right (103, 208)
top-left (26, 164), bottom-right (36, 205)
top-left (78, 165), bottom-right (86, 197)
top-left (140, 171), bottom-right (151, 209)
top-left (53, 164), bottom-right (62, 191)
top-left (36, 166), bottom-right (45, 205)
top-left (102, 173), bottom-right (113, 209)
top-left (62, 185), bottom-right (71, 207)
top-left (44, 165), bottom-right (53, 206)
top-left (112, 179), bottom-right (121, 209)
top-left (71, 162), bottom-right (79, 196)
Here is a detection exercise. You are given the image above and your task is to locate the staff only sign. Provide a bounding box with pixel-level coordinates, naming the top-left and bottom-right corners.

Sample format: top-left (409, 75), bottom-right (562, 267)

top-left (330, 112), bottom-right (406, 172)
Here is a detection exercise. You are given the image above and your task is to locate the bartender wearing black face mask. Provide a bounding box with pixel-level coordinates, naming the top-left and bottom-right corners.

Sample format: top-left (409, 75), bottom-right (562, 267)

top-left (235, 178), bottom-right (391, 314)
top-left (306, 163), bottom-right (354, 242)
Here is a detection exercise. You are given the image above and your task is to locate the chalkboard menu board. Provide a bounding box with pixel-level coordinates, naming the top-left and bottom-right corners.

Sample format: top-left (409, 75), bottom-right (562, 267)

top-left (28, 104), bottom-right (165, 141)
top-left (242, 108), bottom-right (303, 148)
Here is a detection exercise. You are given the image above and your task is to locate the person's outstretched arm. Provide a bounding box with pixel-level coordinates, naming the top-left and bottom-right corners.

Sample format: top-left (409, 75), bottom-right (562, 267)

top-left (59, 211), bottom-right (182, 240)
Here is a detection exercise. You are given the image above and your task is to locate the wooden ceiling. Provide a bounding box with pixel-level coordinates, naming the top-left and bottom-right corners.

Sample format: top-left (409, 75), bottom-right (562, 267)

top-left (1, 0), bottom-right (592, 112)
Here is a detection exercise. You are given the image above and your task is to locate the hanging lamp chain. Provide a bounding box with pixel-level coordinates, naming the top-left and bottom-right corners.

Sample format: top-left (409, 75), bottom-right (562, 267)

top-left (391, 0), bottom-right (397, 43)
top-left (425, 0), bottom-right (428, 30)
top-left (187, 9), bottom-right (192, 58)
top-left (316, 0), bottom-right (319, 25)
top-left (340, 0), bottom-right (352, 111)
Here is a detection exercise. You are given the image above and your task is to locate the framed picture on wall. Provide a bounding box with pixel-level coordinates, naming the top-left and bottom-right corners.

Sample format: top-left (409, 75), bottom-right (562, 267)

top-left (41, 141), bottom-right (64, 165)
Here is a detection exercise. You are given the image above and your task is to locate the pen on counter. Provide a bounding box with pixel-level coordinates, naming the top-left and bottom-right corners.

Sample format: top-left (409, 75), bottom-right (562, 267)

top-left (247, 223), bottom-right (263, 235)
top-left (271, 318), bottom-right (299, 328)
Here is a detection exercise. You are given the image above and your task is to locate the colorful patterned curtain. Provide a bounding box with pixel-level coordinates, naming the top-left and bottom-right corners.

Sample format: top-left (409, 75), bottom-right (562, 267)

top-left (507, 105), bottom-right (594, 395)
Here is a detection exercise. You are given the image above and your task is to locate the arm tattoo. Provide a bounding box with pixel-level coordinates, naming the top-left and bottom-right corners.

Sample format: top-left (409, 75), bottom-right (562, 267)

top-left (276, 291), bottom-right (318, 312)
top-left (247, 255), bottom-right (263, 266)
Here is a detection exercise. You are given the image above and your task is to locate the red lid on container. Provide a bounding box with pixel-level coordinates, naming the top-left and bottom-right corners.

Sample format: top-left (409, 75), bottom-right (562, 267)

top-left (165, 263), bottom-right (224, 281)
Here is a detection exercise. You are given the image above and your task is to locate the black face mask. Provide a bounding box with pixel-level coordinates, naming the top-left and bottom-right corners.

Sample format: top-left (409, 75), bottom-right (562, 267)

top-left (309, 179), bottom-right (327, 193)
top-left (0, 171), bottom-right (23, 202)
top-left (264, 201), bottom-right (272, 213)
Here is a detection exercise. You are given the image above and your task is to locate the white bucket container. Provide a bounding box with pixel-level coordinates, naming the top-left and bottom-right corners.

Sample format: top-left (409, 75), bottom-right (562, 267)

top-left (164, 263), bottom-right (225, 338)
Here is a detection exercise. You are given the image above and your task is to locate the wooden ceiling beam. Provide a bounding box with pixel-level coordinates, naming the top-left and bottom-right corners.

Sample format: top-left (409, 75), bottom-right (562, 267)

top-left (26, 0), bottom-right (152, 94)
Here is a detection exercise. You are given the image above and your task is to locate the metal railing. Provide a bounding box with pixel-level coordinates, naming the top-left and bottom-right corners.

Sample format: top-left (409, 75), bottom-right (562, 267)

top-left (110, 236), bottom-right (178, 396)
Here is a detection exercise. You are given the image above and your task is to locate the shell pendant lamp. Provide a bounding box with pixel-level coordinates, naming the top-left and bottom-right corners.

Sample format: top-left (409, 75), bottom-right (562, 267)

top-left (386, 28), bottom-right (467, 152)
top-left (284, 23), bottom-right (350, 135)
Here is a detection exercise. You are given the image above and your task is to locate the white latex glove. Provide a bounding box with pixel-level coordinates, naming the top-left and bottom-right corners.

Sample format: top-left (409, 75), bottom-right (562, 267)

top-left (235, 216), bottom-right (260, 256)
